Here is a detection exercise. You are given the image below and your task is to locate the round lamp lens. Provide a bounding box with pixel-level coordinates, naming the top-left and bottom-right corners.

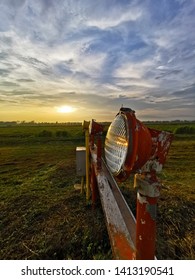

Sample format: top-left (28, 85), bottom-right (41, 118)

top-left (105, 114), bottom-right (128, 175)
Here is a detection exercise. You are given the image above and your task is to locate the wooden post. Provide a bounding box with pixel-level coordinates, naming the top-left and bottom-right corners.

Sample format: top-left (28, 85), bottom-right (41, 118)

top-left (81, 176), bottom-right (84, 194)
top-left (82, 120), bottom-right (90, 201)
top-left (85, 128), bottom-right (90, 200)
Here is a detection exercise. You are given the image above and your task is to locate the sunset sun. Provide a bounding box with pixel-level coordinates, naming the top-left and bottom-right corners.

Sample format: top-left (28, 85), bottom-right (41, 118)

top-left (56, 106), bottom-right (76, 114)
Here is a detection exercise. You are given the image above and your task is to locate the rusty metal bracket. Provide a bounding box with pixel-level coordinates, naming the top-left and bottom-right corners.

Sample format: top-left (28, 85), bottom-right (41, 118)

top-left (134, 173), bottom-right (161, 197)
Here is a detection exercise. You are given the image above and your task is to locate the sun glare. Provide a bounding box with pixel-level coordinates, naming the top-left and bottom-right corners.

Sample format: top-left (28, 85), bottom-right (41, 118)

top-left (56, 106), bottom-right (76, 113)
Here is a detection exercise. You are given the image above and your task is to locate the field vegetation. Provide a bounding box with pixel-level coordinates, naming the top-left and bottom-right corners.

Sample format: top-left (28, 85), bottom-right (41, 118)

top-left (0, 121), bottom-right (194, 259)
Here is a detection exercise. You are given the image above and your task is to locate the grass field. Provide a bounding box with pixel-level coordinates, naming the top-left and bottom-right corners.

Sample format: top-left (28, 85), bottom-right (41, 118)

top-left (0, 122), bottom-right (194, 259)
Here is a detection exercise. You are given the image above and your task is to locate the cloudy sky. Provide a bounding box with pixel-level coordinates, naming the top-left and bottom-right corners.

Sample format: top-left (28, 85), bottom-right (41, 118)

top-left (0, 0), bottom-right (195, 122)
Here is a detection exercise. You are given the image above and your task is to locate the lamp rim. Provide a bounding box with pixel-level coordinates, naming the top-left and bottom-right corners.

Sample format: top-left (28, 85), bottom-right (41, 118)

top-left (115, 109), bottom-right (138, 181)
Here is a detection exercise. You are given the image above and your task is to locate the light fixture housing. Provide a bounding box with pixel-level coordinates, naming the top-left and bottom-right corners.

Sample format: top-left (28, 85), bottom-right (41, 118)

top-left (90, 119), bottom-right (103, 135)
top-left (105, 107), bottom-right (173, 181)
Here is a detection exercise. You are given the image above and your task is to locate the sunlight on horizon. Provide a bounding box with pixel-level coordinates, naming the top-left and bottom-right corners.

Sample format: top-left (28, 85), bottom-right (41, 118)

top-left (56, 105), bottom-right (77, 114)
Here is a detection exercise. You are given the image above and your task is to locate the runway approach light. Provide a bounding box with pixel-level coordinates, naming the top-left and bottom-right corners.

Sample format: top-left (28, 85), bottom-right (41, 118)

top-left (105, 107), bottom-right (173, 181)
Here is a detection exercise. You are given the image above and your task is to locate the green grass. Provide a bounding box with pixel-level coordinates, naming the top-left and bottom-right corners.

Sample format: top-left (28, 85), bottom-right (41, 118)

top-left (0, 125), bottom-right (111, 260)
top-left (120, 132), bottom-right (195, 260)
top-left (145, 121), bottom-right (195, 133)
top-left (156, 137), bottom-right (195, 259)
top-left (0, 123), bottom-right (194, 259)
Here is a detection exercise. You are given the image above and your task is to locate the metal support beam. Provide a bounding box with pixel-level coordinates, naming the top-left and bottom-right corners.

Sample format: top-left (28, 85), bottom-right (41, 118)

top-left (90, 146), bottom-right (136, 260)
top-left (134, 172), bottom-right (160, 259)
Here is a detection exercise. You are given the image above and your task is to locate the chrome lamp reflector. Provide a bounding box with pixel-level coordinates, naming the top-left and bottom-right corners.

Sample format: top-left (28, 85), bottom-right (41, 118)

top-left (105, 114), bottom-right (128, 175)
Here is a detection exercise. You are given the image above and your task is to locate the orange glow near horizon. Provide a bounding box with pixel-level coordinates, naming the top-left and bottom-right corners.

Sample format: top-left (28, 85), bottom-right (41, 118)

top-left (0, 104), bottom-right (113, 123)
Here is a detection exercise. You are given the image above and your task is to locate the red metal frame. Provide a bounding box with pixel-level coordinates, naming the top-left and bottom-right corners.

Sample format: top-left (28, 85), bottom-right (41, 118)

top-left (88, 117), bottom-right (173, 260)
top-left (136, 195), bottom-right (157, 259)
top-left (110, 108), bottom-right (153, 181)
top-left (107, 108), bottom-right (173, 181)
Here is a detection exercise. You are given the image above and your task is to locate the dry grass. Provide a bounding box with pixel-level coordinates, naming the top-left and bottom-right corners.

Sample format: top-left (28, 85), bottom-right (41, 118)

top-left (0, 124), bottom-right (194, 259)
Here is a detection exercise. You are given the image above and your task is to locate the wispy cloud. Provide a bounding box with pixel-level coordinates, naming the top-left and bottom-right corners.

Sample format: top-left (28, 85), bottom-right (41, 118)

top-left (0, 0), bottom-right (194, 121)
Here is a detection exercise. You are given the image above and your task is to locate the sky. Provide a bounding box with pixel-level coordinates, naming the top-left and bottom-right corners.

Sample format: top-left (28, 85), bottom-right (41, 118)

top-left (0, 0), bottom-right (195, 122)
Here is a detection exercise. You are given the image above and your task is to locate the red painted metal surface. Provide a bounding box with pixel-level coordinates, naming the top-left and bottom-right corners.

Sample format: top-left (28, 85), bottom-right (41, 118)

top-left (90, 146), bottom-right (136, 260)
top-left (143, 128), bottom-right (174, 172)
top-left (122, 111), bottom-right (153, 176)
top-left (90, 119), bottom-right (103, 135)
top-left (88, 116), bottom-right (173, 260)
top-left (134, 172), bottom-right (162, 259)
top-left (105, 108), bottom-right (174, 181)
top-left (136, 195), bottom-right (157, 259)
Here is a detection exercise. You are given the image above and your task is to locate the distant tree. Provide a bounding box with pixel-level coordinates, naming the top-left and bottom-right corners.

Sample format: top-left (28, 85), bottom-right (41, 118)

top-left (38, 130), bottom-right (53, 137)
top-left (56, 130), bottom-right (68, 137)
top-left (174, 126), bottom-right (195, 134)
